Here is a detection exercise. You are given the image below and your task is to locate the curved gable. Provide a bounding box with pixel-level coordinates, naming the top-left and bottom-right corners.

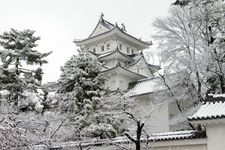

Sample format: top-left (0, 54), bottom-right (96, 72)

top-left (89, 23), bottom-right (111, 38)
top-left (129, 56), bottom-right (154, 77)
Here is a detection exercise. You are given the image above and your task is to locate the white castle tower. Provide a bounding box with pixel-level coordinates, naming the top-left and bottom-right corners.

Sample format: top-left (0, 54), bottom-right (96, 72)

top-left (74, 15), bottom-right (170, 133)
top-left (74, 14), bottom-right (160, 91)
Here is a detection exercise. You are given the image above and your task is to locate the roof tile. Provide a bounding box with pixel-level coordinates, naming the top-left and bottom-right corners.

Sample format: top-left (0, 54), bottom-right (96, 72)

top-left (188, 95), bottom-right (225, 121)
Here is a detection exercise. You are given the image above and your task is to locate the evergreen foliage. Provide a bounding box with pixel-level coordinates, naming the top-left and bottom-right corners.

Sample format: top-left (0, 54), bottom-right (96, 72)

top-left (0, 28), bottom-right (51, 104)
top-left (58, 50), bottom-right (125, 139)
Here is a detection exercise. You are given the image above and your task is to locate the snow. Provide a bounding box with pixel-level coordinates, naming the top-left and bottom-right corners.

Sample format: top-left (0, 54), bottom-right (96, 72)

top-left (19, 91), bottom-right (44, 112)
top-left (50, 130), bottom-right (202, 149)
top-left (210, 94), bottom-right (225, 98)
top-left (127, 77), bottom-right (167, 97)
top-left (0, 90), bottom-right (10, 97)
top-left (189, 98), bottom-right (225, 121)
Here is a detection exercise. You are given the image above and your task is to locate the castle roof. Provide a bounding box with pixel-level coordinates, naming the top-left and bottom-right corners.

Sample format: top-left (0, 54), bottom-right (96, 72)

top-left (127, 77), bottom-right (167, 97)
top-left (74, 17), bottom-right (151, 49)
top-left (128, 51), bottom-right (161, 73)
top-left (101, 63), bottom-right (146, 80)
top-left (88, 18), bottom-right (115, 38)
top-left (188, 94), bottom-right (225, 123)
top-left (98, 48), bottom-right (134, 62)
top-left (127, 73), bottom-right (185, 97)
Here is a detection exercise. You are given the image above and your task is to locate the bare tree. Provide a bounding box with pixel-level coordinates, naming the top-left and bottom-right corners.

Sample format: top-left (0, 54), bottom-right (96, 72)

top-left (153, 0), bottom-right (225, 95)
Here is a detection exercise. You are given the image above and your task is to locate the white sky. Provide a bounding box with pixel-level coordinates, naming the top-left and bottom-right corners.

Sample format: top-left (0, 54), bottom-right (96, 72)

top-left (0, 0), bottom-right (173, 83)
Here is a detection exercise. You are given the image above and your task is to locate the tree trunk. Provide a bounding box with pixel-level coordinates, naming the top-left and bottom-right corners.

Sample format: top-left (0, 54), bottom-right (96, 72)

top-left (135, 141), bottom-right (141, 150)
top-left (196, 71), bottom-right (202, 96)
top-left (219, 75), bottom-right (225, 93)
top-left (15, 57), bottom-right (20, 75)
top-left (135, 121), bottom-right (144, 150)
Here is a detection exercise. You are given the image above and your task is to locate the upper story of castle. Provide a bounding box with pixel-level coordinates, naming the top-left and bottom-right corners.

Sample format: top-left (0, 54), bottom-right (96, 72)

top-left (74, 14), bottom-right (152, 56)
top-left (74, 14), bottom-right (160, 91)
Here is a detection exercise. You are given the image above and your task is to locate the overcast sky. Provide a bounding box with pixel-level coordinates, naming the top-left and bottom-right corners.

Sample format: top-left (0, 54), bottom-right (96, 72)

top-left (0, 0), bottom-right (173, 83)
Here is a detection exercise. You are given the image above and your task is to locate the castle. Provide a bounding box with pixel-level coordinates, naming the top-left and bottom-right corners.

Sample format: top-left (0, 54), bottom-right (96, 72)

top-left (38, 15), bottom-right (225, 150)
top-left (74, 15), bottom-right (171, 133)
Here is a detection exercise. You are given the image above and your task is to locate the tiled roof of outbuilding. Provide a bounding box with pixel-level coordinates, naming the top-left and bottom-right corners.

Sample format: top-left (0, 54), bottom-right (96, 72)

top-left (188, 95), bottom-right (225, 121)
top-left (147, 130), bottom-right (206, 142)
top-left (127, 77), bottom-right (167, 97)
top-left (127, 73), bottom-right (182, 97)
top-left (50, 130), bottom-right (206, 149)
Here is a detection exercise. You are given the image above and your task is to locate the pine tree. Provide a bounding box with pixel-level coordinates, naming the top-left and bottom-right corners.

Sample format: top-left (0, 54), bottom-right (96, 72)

top-left (0, 28), bottom-right (51, 104)
top-left (58, 50), bottom-right (125, 139)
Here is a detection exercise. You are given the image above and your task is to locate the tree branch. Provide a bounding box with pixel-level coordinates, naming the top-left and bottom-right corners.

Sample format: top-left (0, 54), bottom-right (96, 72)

top-left (124, 133), bottom-right (136, 143)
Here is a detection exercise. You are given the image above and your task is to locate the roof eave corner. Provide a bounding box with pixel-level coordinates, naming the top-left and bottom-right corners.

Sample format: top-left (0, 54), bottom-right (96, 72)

top-left (188, 118), bottom-right (225, 125)
top-left (145, 40), bottom-right (153, 46)
top-left (114, 27), bottom-right (151, 48)
top-left (73, 39), bottom-right (81, 44)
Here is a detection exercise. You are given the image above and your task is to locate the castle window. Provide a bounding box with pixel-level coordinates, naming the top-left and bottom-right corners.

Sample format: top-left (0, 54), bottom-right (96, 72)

top-left (127, 47), bottom-right (130, 54)
top-left (119, 44), bottom-right (122, 50)
top-left (107, 44), bottom-right (110, 50)
top-left (93, 48), bottom-right (96, 53)
top-left (101, 45), bottom-right (104, 52)
top-left (131, 49), bottom-right (134, 54)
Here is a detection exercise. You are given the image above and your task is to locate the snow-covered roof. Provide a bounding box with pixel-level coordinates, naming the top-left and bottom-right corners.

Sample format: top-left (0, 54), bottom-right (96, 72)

top-left (127, 77), bottom-right (167, 97)
top-left (128, 51), bottom-right (161, 73)
top-left (188, 94), bottom-right (225, 122)
top-left (147, 130), bottom-right (206, 142)
top-left (50, 130), bottom-right (206, 149)
top-left (98, 48), bottom-right (134, 62)
top-left (74, 17), bottom-right (151, 48)
top-left (101, 63), bottom-right (147, 80)
top-left (127, 73), bottom-right (188, 97)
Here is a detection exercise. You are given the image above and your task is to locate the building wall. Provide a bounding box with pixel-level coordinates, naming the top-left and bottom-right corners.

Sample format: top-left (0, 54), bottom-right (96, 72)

top-left (86, 37), bottom-right (139, 55)
top-left (46, 139), bottom-right (207, 150)
top-left (105, 73), bottom-right (134, 91)
top-left (134, 95), bottom-right (169, 133)
top-left (149, 139), bottom-right (207, 150)
top-left (115, 39), bottom-right (139, 55)
top-left (206, 123), bottom-right (225, 150)
top-left (87, 39), bottom-right (115, 54)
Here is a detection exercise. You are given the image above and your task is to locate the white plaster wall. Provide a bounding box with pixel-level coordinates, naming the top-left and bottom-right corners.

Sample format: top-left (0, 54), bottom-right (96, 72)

top-left (150, 144), bottom-right (206, 150)
top-left (206, 123), bottom-right (225, 150)
top-left (85, 36), bottom-right (140, 56)
top-left (87, 145), bottom-right (206, 150)
top-left (169, 102), bottom-right (180, 119)
top-left (88, 39), bottom-right (114, 54)
top-left (79, 139), bottom-right (207, 150)
top-left (87, 37), bottom-right (139, 55)
top-left (116, 39), bottom-right (139, 55)
top-left (135, 95), bottom-right (169, 133)
top-left (105, 73), bottom-right (133, 91)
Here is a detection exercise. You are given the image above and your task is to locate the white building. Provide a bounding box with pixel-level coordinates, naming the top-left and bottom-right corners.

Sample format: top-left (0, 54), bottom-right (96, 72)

top-left (74, 15), bottom-right (175, 133)
top-left (74, 15), bottom-right (160, 91)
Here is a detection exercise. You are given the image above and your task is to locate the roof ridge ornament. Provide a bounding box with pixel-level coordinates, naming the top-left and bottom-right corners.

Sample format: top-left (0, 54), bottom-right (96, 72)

top-left (99, 12), bottom-right (104, 21)
top-left (121, 23), bottom-right (127, 32)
